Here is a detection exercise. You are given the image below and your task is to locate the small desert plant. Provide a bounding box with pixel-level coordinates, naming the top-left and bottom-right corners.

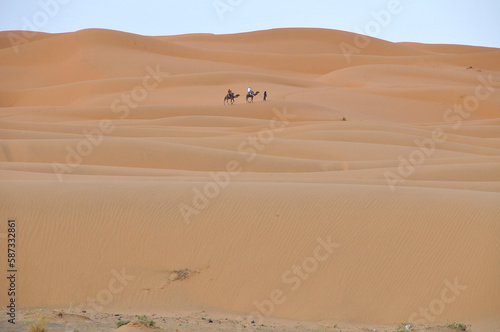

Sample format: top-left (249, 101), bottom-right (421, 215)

top-left (136, 315), bottom-right (156, 327)
top-left (172, 269), bottom-right (193, 281)
top-left (446, 322), bottom-right (468, 331)
top-left (116, 320), bottom-right (131, 328)
top-left (342, 117), bottom-right (346, 121)
top-left (117, 315), bottom-right (156, 328)
top-left (395, 322), bottom-right (411, 331)
top-left (27, 315), bottom-right (48, 332)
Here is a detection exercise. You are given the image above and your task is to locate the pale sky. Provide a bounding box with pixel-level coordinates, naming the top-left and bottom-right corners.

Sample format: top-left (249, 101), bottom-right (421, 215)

top-left (1, 0), bottom-right (499, 48)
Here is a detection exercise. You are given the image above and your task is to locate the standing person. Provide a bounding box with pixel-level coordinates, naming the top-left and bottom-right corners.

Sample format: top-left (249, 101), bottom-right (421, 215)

top-left (263, 91), bottom-right (267, 101)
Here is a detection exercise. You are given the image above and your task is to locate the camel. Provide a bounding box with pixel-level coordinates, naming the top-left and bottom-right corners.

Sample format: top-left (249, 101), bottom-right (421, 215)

top-left (224, 94), bottom-right (240, 105)
top-left (246, 91), bottom-right (260, 103)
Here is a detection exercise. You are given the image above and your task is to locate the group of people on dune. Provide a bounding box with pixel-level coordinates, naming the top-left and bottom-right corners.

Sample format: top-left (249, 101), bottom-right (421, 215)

top-left (226, 86), bottom-right (267, 103)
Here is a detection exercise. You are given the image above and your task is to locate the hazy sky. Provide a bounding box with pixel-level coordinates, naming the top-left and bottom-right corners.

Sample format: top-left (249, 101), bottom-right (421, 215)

top-left (1, 0), bottom-right (499, 48)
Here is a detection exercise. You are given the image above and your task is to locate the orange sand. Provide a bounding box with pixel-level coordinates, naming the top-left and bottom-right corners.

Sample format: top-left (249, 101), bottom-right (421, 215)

top-left (0, 28), bottom-right (499, 328)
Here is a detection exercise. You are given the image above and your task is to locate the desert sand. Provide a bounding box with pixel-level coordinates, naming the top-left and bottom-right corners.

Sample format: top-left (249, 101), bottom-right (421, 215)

top-left (0, 28), bottom-right (499, 331)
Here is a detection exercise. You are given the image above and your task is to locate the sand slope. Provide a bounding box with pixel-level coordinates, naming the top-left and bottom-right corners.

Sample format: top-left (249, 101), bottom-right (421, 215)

top-left (0, 28), bottom-right (499, 328)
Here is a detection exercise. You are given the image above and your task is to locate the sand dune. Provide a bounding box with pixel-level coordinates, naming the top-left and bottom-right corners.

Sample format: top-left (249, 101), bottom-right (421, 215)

top-left (0, 28), bottom-right (499, 330)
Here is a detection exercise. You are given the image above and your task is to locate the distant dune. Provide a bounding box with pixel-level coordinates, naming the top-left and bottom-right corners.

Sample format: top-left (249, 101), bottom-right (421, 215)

top-left (0, 28), bottom-right (499, 329)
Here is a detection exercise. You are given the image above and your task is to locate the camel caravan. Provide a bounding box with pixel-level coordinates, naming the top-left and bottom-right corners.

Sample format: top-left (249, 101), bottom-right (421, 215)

top-left (224, 87), bottom-right (267, 105)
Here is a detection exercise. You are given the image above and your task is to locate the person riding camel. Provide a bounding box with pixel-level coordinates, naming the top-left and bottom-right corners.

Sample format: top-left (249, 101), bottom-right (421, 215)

top-left (248, 86), bottom-right (254, 96)
top-left (228, 89), bottom-right (234, 98)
